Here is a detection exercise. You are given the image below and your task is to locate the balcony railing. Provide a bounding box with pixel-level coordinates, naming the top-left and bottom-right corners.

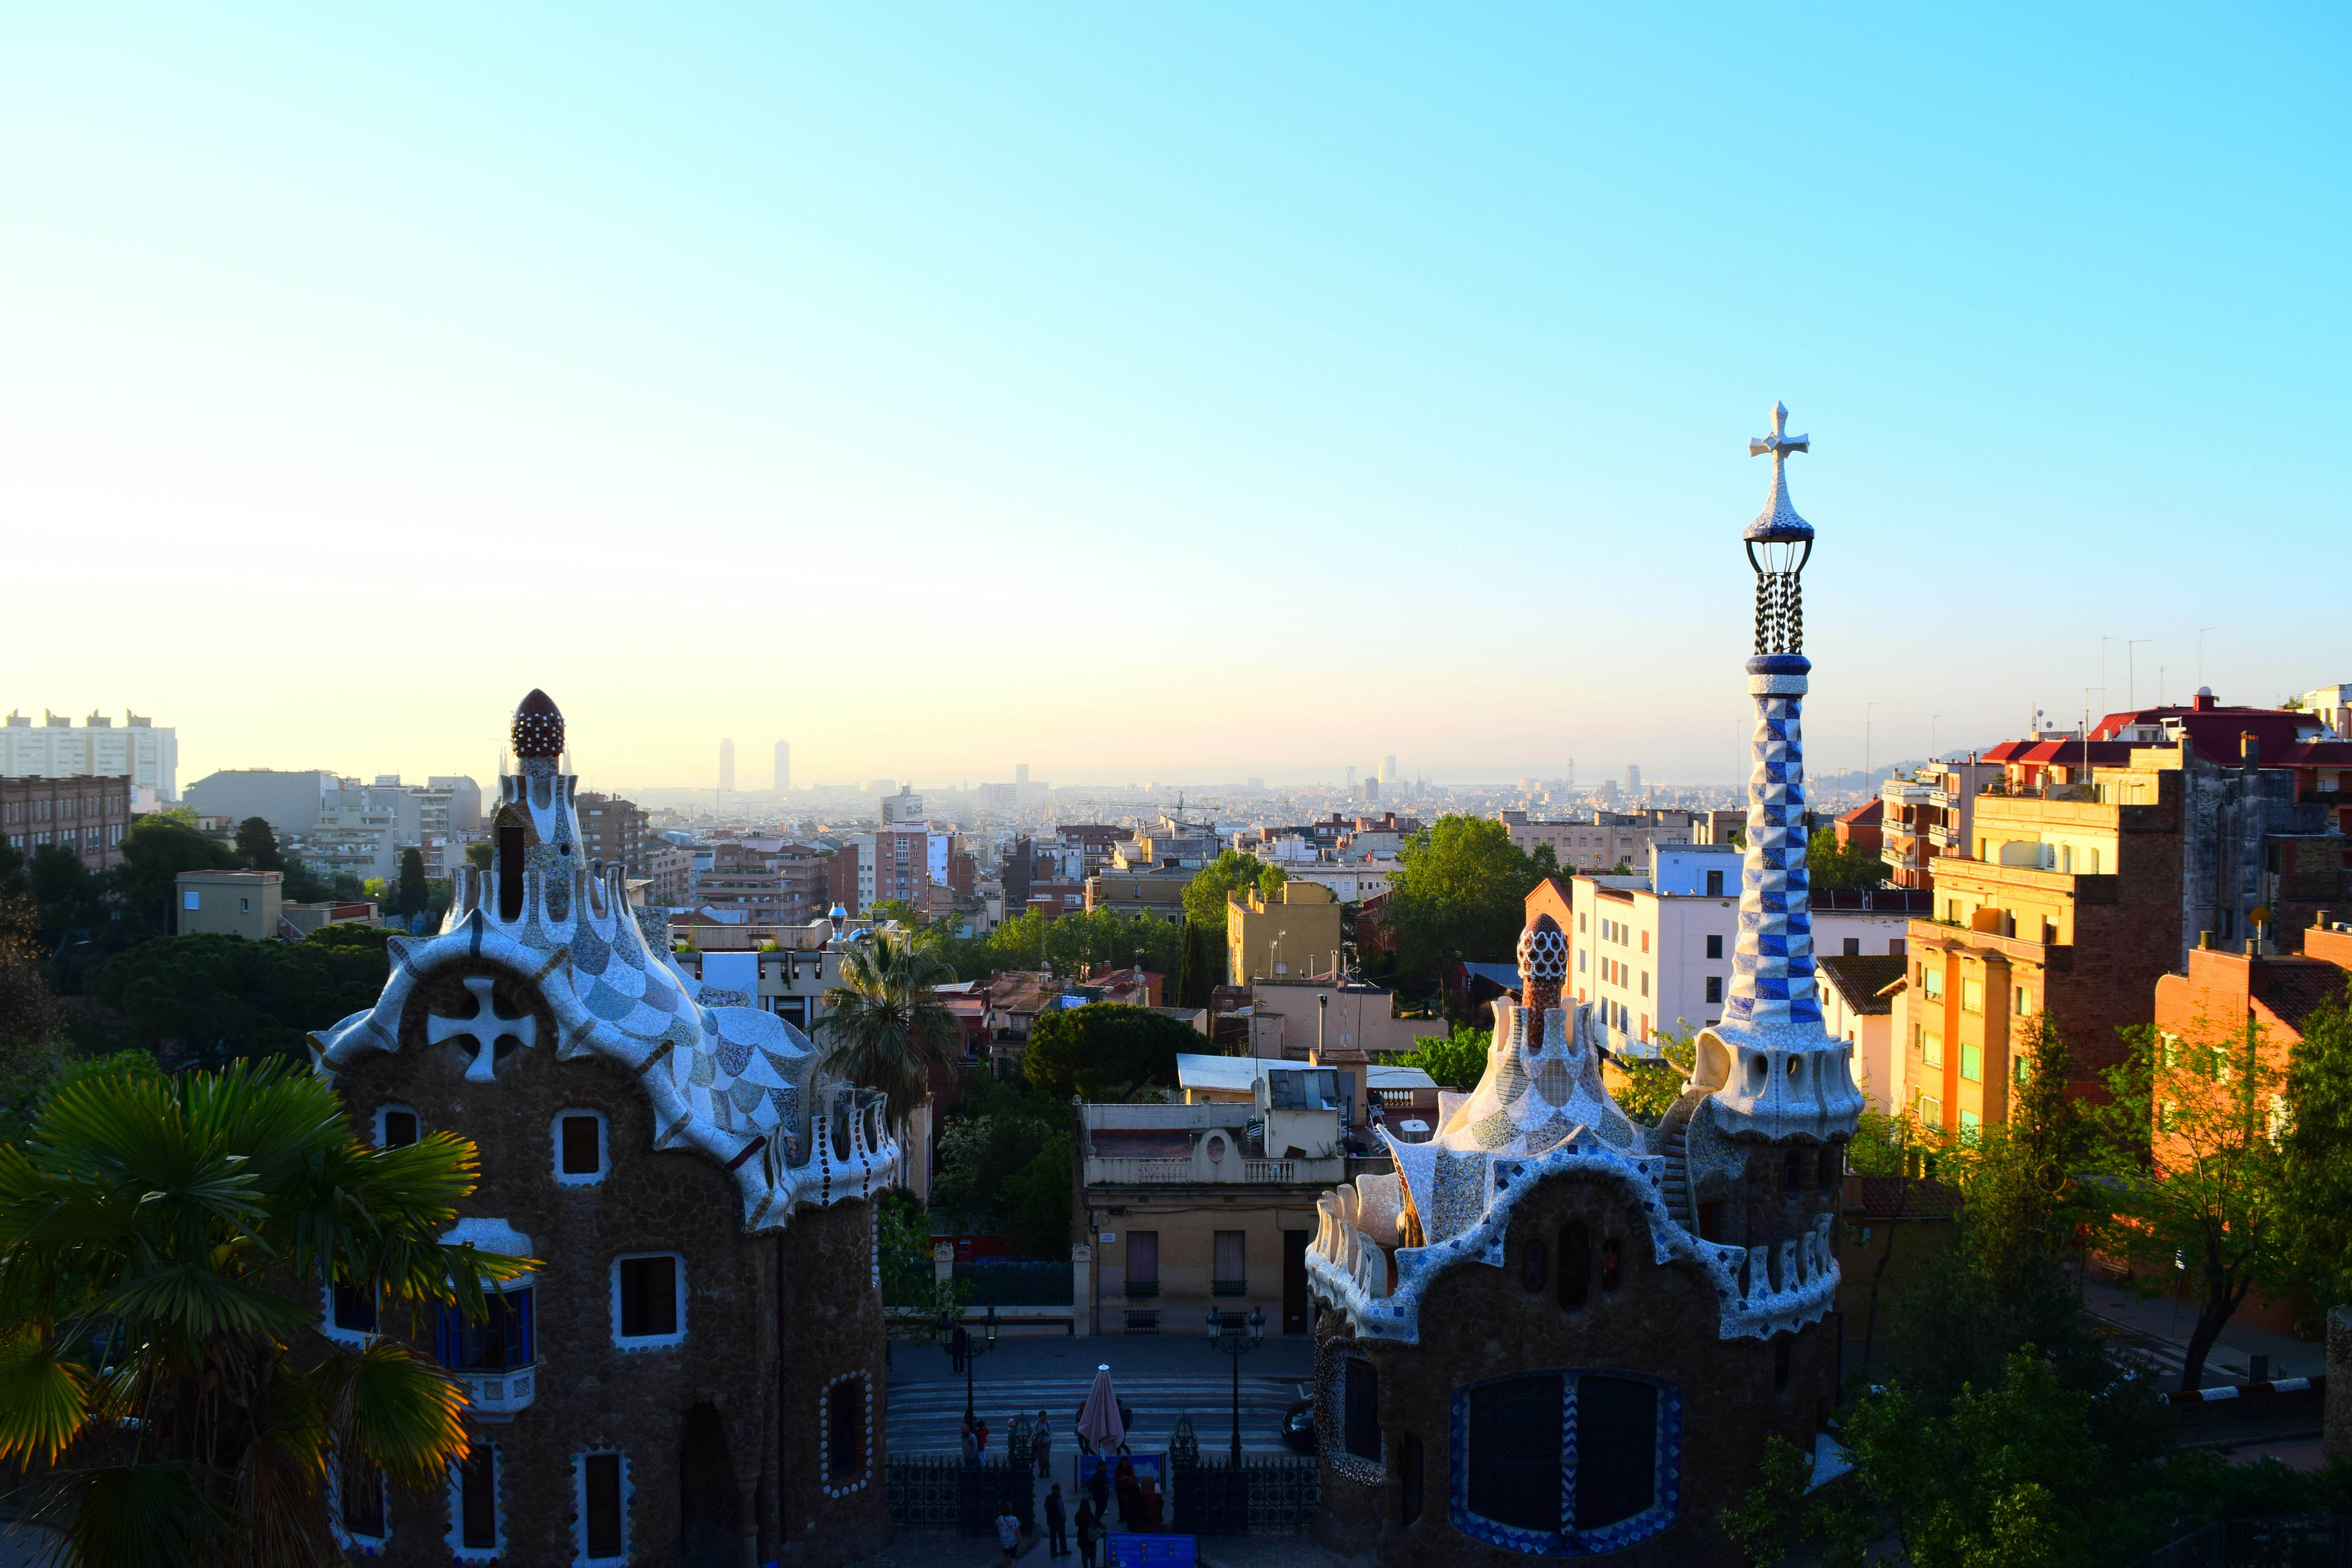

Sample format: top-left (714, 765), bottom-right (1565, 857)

top-left (1123, 1280), bottom-right (1161, 1299)
top-left (1123, 1308), bottom-right (1161, 1334)
top-left (1210, 1279), bottom-right (1248, 1297)
top-left (1086, 1156), bottom-right (1313, 1185)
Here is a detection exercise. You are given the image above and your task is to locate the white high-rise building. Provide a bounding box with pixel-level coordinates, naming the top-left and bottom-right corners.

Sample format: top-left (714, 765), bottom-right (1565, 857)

top-left (1379, 755), bottom-right (1397, 784)
top-left (773, 740), bottom-right (791, 793)
top-left (3, 710), bottom-right (178, 800)
top-left (1625, 763), bottom-right (1642, 795)
top-left (719, 739), bottom-right (736, 793)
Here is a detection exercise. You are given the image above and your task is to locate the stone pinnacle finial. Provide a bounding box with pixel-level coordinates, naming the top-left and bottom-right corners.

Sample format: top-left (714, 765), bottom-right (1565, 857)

top-left (511, 689), bottom-right (564, 760)
top-left (1517, 913), bottom-right (1568, 1014)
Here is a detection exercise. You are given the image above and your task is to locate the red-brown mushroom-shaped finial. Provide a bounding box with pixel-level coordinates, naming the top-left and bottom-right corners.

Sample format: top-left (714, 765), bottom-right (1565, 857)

top-left (511, 689), bottom-right (565, 759)
top-left (1517, 913), bottom-right (1568, 1014)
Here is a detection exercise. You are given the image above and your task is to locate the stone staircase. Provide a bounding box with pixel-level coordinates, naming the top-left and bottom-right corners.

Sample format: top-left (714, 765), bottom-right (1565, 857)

top-left (1659, 1120), bottom-right (1694, 1230)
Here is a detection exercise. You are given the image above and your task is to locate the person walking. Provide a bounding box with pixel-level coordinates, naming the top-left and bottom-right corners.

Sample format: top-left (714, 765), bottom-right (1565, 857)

top-left (995, 1499), bottom-right (1022, 1566)
top-left (1033, 1409), bottom-right (1054, 1479)
top-left (1044, 1483), bottom-right (1068, 1558)
top-left (1075, 1497), bottom-right (1100, 1568)
top-left (961, 1412), bottom-right (977, 1466)
top-left (975, 1415), bottom-right (991, 1461)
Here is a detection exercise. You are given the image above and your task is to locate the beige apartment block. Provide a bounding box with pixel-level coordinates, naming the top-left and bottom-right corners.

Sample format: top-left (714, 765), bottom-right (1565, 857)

top-left (1075, 1071), bottom-right (1351, 1336)
top-left (175, 870), bottom-right (282, 940)
top-left (1227, 881), bottom-right (1343, 983)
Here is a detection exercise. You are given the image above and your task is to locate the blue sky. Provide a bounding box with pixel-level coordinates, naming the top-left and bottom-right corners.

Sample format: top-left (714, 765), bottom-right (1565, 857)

top-left (2, 6), bottom-right (2343, 790)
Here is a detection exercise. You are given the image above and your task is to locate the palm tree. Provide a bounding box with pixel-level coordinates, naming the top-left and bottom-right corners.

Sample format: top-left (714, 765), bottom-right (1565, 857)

top-left (0, 1057), bottom-right (528, 1567)
top-left (817, 933), bottom-right (965, 1123)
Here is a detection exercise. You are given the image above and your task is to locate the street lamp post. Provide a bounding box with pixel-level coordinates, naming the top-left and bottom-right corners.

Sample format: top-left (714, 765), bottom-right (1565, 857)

top-left (1205, 1306), bottom-right (1266, 1463)
top-left (941, 1304), bottom-right (1000, 1423)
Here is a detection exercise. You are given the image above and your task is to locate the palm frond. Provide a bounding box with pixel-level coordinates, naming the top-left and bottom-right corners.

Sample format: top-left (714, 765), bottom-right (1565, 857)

top-left (0, 1328), bottom-right (88, 1465)
top-left (51, 1461), bottom-right (235, 1568)
top-left (323, 1338), bottom-right (469, 1491)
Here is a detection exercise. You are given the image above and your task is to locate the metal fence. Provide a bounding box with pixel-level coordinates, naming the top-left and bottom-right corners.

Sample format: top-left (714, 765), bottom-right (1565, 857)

top-left (1170, 1456), bottom-right (1320, 1535)
top-left (884, 1455), bottom-right (1035, 1536)
top-left (2131, 1517), bottom-right (2352, 1568)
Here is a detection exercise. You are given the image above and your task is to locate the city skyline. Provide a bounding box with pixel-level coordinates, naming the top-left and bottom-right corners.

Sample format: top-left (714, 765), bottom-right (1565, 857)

top-left (3, 9), bottom-right (2342, 788)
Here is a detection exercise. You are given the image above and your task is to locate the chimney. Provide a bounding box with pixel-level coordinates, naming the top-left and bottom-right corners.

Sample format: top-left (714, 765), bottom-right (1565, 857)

top-left (2241, 732), bottom-right (2260, 773)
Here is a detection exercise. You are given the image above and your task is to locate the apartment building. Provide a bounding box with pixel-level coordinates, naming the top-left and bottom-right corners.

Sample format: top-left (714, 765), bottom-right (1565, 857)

top-left (175, 869), bottom-right (283, 939)
top-left (575, 791), bottom-right (649, 875)
top-left (1237, 979), bottom-right (1446, 1060)
top-left (1878, 760), bottom-right (2001, 890)
top-left (0, 775), bottom-right (133, 870)
top-left (851, 827), bottom-right (930, 911)
top-left (1086, 866), bottom-right (1191, 923)
top-left (1227, 881), bottom-right (1344, 984)
top-left (1537, 845), bottom-right (1925, 1054)
top-left (2, 710), bottom-right (176, 800)
top-left (1891, 704), bottom-right (2351, 1131)
top-left (1499, 808), bottom-right (1695, 873)
top-left (1076, 1062), bottom-right (1355, 1336)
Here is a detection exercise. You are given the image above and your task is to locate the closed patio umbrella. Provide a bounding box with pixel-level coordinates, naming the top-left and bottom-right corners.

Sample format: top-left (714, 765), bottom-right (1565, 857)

top-left (1076, 1363), bottom-right (1125, 1455)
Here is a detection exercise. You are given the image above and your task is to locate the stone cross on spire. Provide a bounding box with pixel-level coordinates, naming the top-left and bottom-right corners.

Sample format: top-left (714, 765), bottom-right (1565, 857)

top-left (1746, 401), bottom-right (1813, 542)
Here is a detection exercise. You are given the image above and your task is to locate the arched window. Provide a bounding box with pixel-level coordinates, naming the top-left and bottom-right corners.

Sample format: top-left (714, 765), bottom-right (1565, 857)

top-left (1819, 1143), bottom-right (1843, 1191)
top-left (1343, 1357), bottom-right (1380, 1463)
top-left (1557, 1221), bottom-right (1590, 1311)
top-left (1773, 1333), bottom-right (1792, 1393)
top-left (1782, 1148), bottom-right (1804, 1190)
top-left (1399, 1431), bottom-right (1424, 1525)
top-left (824, 1374), bottom-right (871, 1490)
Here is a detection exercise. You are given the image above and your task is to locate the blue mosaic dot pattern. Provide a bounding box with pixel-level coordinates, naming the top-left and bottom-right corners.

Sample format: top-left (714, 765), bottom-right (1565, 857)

top-left (1725, 664), bottom-right (1820, 1027)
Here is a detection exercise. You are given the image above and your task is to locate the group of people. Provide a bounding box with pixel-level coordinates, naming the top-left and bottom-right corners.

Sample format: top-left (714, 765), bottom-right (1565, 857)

top-left (960, 1408), bottom-right (1061, 1473)
top-left (1018, 1483), bottom-right (1107, 1564)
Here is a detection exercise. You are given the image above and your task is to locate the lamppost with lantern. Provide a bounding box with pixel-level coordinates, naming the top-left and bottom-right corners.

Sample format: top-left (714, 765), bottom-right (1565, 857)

top-left (941, 1304), bottom-right (1000, 1422)
top-left (1205, 1306), bottom-right (1265, 1463)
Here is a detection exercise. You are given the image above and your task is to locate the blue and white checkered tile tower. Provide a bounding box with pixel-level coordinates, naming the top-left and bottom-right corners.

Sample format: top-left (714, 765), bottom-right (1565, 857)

top-left (1696, 404), bottom-right (1864, 1143)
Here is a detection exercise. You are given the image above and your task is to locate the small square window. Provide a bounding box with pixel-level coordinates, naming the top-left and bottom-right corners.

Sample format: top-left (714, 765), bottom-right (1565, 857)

top-left (613, 1254), bottom-right (685, 1347)
top-left (182, 890), bottom-right (200, 911)
top-left (1705, 934), bottom-right (1723, 960)
top-left (555, 1111), bottom-right (609, 1185)
top-left (1960, 1044), bottom-right (1982, 1082)
top-left (376, 1105), bottom-right (419, 1148)
top-left (1704, 976), bottom-right (1722, 1004)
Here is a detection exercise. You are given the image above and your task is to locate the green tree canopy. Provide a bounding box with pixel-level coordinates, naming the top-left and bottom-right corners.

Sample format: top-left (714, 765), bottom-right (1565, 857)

top-left (1395, 1023), bottom-right (1490, 1091)
top-left (928, 1073), bottom-right (1072, 1258)
top-left (1379, 815), bottom-right (1541, 981)
top-left (392, 846), bottom-right (429, 918)
top-left (1022, 1002), bottom-right (1192, 1100)
top-left (79, 933), bottom-right (393, 1067)
top-left (1806, 828), bottom-right (1886, 891)
top-left (1183, 850), bottom-right (1286, 932)
top-left (2278, 987), bottom-right (2352, 1308)
top-left (235, 815), bottom-right (284, 871)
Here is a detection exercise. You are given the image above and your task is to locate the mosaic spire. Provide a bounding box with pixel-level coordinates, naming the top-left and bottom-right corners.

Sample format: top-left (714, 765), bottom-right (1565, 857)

top-left (1726, 403), bottom-right (1819, 1027)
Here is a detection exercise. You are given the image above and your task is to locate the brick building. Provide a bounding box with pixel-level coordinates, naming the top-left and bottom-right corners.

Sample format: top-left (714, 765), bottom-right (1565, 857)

top-left (313, 692), bottom-right (895, 1567)
top-left (575, 791), bottom-right (649, 876)
top-left (0, 774), bottom-right (133, 870)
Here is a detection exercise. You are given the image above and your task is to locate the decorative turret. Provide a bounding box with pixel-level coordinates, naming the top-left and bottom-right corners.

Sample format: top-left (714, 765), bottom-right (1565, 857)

top-left (1693, 404), bottom-right (1864, 1143)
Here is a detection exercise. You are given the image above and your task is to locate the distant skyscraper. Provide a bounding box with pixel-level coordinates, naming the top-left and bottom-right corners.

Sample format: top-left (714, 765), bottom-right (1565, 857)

top-left (1016, 762), bottom-right (1030, 785)
top-left (719, 739), bottom-right (736, 793)
top-left (1625, 763), bottom-right (1642, 794)
top-left (1379, 755), bottom-right (1397, 784)
top-left (1346, 765), bottom-right (1357, 789)
top-left (773, 740), bottom-right (791, 793)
